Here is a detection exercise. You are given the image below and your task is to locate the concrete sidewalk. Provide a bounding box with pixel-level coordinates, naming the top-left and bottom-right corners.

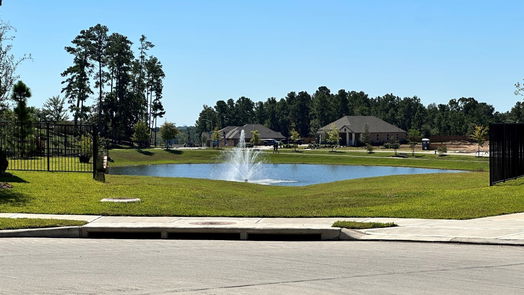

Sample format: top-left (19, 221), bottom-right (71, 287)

top-left (1, 212), bottom-right (523, 245)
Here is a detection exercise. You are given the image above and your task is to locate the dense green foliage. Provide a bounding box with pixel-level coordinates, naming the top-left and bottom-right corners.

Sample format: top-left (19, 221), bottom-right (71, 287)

top-left (132, 121), bottom-right (150, 148)
top-left (196, 86), bottom-right (518, 139)
top-left (0, 217), bottom-right (86, 230)
top-left (61, 24), bottom-right (165, 143)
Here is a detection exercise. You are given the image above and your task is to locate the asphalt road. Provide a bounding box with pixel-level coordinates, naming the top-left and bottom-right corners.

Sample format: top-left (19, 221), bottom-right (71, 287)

top-left (0, 239), bottom-right (522, 294)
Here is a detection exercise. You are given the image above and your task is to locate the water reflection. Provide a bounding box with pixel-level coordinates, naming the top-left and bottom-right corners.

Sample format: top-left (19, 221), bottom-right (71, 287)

top-left (110, 164), bottom-right (463, 187)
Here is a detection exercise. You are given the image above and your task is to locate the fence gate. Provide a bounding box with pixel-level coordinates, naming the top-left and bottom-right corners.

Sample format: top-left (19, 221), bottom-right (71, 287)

top-left (0, 122), bottom-right (97, 176)
top-left (489, 123), bottom-right (524, 186)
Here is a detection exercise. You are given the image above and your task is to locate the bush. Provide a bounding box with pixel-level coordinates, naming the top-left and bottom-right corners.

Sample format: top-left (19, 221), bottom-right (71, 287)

top-left (78, 135), bottom-right (92, 163)
top-left (437, 145), bottom-right (447, 156)
top-left (384, 141), bottom-right (400, 156)
top-left (365, 143), bottom-right (374, 154)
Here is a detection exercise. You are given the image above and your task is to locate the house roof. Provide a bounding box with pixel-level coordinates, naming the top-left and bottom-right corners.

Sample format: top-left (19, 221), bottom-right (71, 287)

top-left (219, 124), bottom-right (285, 139)
top-left (318, 116), bottom-right (406, 134)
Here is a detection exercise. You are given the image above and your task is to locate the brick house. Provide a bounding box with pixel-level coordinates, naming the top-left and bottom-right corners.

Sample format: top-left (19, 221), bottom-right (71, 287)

top-left (318, 116), bottom-right (406, 146)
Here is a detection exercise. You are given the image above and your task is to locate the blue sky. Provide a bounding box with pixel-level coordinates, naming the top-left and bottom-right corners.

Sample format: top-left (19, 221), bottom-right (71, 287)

top-left (1, 0), bottom-right (524, 125)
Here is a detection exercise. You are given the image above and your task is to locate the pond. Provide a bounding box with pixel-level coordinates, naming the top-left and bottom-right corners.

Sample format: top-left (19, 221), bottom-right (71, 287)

top-left (109, 163), bottom-right (463, 186)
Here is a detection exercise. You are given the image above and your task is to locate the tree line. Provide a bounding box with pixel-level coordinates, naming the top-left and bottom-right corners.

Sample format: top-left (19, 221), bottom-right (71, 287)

top-left (196, 85), bottom-right (521, 138)
top-left (0, 23), bottom-right (167, 146)
top-left (60, 24), bottom-right (166, 143)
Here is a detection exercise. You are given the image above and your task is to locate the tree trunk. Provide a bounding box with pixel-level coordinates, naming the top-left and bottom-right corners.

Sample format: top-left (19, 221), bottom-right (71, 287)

top-left (73, 97), bottom-right (80, 130)
top-left (98, 61), bottom-right (103, 134)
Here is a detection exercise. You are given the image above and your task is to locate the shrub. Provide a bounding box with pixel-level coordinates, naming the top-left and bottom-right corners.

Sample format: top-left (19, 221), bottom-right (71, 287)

top-left (437, 145), bottom-right (447, 156)
top-left (365, 143), bottom-right (374, 154)
top-left (78, 135), bottom-right (92, 163)
top-left (386, 141), bottom-right (400, 156)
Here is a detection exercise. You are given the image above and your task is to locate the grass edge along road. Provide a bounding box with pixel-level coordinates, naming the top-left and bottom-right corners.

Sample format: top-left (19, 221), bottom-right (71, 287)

top-left (0, 217), bottom-right (86, 230)
top-left (1, 170), bottom-right (522, 220)
top-left (332, 221), bottom-right (397, 229)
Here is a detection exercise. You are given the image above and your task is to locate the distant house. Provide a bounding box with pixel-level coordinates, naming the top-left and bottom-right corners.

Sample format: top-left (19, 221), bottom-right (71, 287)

top-left (318, 116), bottom-right (406, 146)
top-left (217, 124), bottom-right (285, 147)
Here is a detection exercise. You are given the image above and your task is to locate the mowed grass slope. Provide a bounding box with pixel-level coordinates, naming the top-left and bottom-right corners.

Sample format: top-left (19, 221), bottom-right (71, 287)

top-left (1, 170), bottom-right (522, 219)
top-left (109, 149), bottom-right (222, 167)
top-left (109, 148), bottom-right (488, 171)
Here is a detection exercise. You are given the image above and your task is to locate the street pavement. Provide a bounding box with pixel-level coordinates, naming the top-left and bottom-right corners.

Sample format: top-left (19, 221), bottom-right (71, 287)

top-left (0, 238), bottom-right (522, 294)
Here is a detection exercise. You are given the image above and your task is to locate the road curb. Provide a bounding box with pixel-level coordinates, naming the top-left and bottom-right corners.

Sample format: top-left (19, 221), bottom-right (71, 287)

top-left (356, 236), bottom-right (524, 246)
top-left (1, 226), bottom-right (522, 246)
top-left (0, 226), bottom-right (81, 238)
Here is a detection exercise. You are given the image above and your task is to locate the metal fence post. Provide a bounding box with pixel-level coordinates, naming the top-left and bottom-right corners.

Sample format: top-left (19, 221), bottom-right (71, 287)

top-left (92, 126), bottom-right (98, 179)
top-left (2, 122), bottom-right (97, 174)
top-left (46, 122), bottom-right (50, 172)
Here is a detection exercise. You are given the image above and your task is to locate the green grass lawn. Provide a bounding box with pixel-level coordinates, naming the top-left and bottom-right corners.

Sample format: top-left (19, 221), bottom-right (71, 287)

top-left (109, 148), bottom-right (488, 171)
top-left (0, 217), bottom-right (86, 230)
top-left (0, 148), bottom-right (517, 222)
top-left (1, 170), bottom-right (523, 219)
top-left (108, 149), bottom-right (223, 167)
top-left (332, 221), bottom-right (397, 229)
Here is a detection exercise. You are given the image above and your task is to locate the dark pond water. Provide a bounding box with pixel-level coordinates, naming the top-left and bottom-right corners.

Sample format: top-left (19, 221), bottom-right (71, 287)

top-left (110, 163), bottom-right (463, 186)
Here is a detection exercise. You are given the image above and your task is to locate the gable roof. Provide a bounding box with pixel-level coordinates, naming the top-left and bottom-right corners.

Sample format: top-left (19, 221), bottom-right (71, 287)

top-left (318, 116), bottom-right (406, 133)
top-left (219, 124), bottom-right (285, 139)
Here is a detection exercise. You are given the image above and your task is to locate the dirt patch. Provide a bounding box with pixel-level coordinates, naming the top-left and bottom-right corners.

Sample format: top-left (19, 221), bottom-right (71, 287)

top-left (430, 141), bottom-right (488, 153)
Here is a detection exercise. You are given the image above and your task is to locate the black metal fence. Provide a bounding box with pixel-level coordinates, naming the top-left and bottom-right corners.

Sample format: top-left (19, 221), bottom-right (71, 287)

top-left (489, 123), bottom-right (524, 186)
top-left (0, 122), bottom-right (97, 174)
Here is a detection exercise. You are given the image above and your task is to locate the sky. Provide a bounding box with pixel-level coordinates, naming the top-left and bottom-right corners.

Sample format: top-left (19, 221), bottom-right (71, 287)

top-left (1, 0), bottom-right (524, 126)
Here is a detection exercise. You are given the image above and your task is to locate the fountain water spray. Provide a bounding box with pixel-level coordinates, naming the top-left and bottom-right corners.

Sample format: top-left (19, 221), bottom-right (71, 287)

top-left (222, 130), bottom-right (262, 182)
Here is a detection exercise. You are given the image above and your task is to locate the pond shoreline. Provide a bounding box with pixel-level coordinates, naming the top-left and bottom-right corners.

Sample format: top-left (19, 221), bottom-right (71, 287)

top-left (109, 163), bottom-right (464, 186)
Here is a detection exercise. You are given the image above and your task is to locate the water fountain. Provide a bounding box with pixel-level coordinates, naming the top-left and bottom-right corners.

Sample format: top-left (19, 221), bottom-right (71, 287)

top-left (222, 130), bottom-right (262, 182)
top-left (109, 129), bottom-right (463, 185)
